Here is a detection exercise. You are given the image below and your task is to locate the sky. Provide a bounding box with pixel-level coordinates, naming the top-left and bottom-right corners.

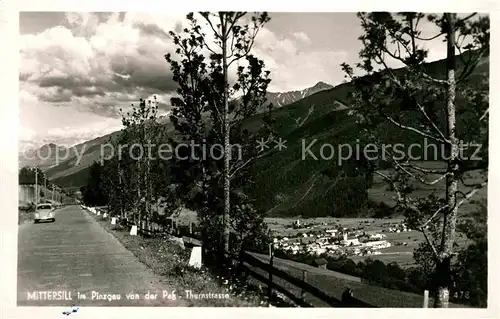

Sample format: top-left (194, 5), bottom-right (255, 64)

top-left (19, 12), bottom-right (463, 150)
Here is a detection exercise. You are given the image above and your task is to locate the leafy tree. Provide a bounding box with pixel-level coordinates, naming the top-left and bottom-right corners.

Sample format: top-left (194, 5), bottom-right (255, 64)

top-left (119, 97), bottom-right (166, 229)
top-left (452, 200), bottom-right (487, 307)
top-left (364, 258), bottom-right (388, 284)
top-left (19, 166), bottom-right (35, 184)
top-left (100, 156), bottom-right (125, 217)
top-left (336, 259), bottom-right (358, 276)
top-left (164, 12), bottom-right (273, 261)
top-left (18, 166), bottom-right (49, 186)
top-left (342, 12), bottom-right (489, 307)
top-left (81, 161), bottom-right (108, 207)
top-left (386, 262), bottom-right (406, 281)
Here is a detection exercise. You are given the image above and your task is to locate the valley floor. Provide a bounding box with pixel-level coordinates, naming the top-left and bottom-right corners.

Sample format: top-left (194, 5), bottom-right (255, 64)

top-left (266, 217), bottom-right (471, 267)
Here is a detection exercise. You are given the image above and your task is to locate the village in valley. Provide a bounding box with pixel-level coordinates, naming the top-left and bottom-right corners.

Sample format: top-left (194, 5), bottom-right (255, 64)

top-left (270, 218), bottom-right (423, 261)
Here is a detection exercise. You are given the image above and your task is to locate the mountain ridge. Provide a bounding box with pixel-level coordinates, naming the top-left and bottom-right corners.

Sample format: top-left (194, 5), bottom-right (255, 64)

top-left (265, 81), bottom-right (334, 108)
top-left (18, 81), bottom-right (334, 172)
top-left (19, 52), bottom-right (489, 218)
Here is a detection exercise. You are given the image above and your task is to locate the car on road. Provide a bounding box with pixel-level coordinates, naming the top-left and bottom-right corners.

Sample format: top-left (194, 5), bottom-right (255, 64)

top-left (34, 203), bottom-right (55, 223)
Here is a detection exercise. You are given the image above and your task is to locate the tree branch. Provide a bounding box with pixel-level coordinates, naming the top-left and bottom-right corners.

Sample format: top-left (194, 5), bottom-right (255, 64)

top-left (479, 108), bottom-right (488, 121)
top-left (378, 167), bottom-right (440, 258)
top-left (374, 171), bottom-right (404, 203)
top-left (456, 180), bottom-right (487, 208)
top-left (286, 104), bottom-right (315, 128)
top-left (413, 99), bottom-right (450, 142)
top-left (226, 12), bottom-right (247, 60)
top-left (373, 54), bottom-right (449, 143)
top-left (227, 12), bottom-right (247, 35)
top-left (375, 20), bottom-right (446, 86)
top-left (421, 226), bottom-right (440, 258)
top-left (415, 32), bottom-right (445, 41)
top-left (395, 161), bottom-right (450, 186)
top-left (201, 38), bottom-right (218, 56)
top-left (200, 12), bottom-right (222, 45)
top-left (228, 18), bottom-right (261, 67)
top-left (458, 13), bottom-right (478, 24)
top-left (382, 112), bottom-right (448, 143)
top-left (399, 162), bottom-right (447, 174)
top-left (419, 204), bottom-right (449, 229)
top-left (457, 47), bottom-right (487, 84)
top-left (421, 72), bottom-right (448, 85)
top-left (229, 149), bottom-right (271, 179)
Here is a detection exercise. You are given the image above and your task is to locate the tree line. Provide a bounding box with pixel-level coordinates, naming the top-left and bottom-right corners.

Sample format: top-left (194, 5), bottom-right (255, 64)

top-left (80, 12), bottom-right (489, 308)
top-left (19, 166), bottom-right (49, 186)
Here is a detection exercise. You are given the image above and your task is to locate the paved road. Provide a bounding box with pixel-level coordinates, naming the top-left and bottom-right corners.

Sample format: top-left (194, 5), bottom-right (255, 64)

top-left (17, 205), bottom-right (185, 306)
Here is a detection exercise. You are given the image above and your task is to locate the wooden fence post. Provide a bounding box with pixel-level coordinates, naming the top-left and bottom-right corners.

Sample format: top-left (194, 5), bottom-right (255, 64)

top-left (268, 243), bottom-right (274, 302)
top-left (301, 270), bottom-right (308, 299)
top-left (423, 290), bottom-right (429, 308)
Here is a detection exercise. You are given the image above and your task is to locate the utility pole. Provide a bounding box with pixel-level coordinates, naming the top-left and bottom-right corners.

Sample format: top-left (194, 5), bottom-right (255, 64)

top-left (52, 184), bottom-right (55, 201)
top-left (34, 167), bottom-right (38, 204)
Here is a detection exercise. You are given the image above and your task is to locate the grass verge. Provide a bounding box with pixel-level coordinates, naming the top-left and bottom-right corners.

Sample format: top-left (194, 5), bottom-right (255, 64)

top-left (18, 209), bottom-right (34, 225)
top-left (87, 212), bottom-right (295, 307)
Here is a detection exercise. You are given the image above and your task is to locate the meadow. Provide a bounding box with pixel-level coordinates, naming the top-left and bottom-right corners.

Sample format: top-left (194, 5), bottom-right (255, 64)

top-left (265, 216), bottom-right (472, 268)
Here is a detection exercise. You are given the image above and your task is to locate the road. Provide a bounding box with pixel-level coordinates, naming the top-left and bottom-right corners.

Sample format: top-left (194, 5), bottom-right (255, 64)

top-left (17, 205), bottom-right (186, 306)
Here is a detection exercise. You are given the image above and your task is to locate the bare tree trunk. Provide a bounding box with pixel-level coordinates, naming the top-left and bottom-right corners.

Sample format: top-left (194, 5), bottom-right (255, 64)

top-left (221, 16), bottom-right (231, 254)
top-left (136, 160), bottom-right (141, 227)
top-left (118, 160), bottom-right (124, 219)
top-left (146, 160), bottom-right (150, 231)
top-left (435, 12), bottom-right (458, 308)
top-left (144, 123), bottom-right (150, 231)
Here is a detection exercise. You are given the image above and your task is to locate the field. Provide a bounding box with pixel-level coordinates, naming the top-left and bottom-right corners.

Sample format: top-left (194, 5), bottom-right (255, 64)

top-left (369, 162), bottom-right (487, 215)
top-left (265, 216), bottom-right (472, 268)
top-left (246, 252), bottom-right (468, 307)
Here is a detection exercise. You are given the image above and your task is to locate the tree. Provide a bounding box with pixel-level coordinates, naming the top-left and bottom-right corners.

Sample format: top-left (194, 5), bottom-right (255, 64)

top-left (342, 12), bottom-right (489, 307)
top-left (119, 97), bottom-right (164, 229)
top-left (164, 12), bottom-right (273, 259)
top-left (386, 261), bottom-right (406, 282)
top-left (100, 156), bottom-right (123, 216)
top-left (452, 200), bottom-right (487, 307)
top-left (81, 161), bottom-right (108, 207)
top-left (19, 166), bottom-right (34, 184)
top-left (18, 167), bottom-right (49, 186)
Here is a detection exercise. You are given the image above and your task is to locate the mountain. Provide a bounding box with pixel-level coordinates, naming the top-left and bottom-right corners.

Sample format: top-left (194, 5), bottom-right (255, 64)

top-left (36, 119), bottom-right (177, 190)
top-left (265, 81), bottom-right (334, 108)
top-left (19, 143), bottom-right (68, 170)
top-left (242, 54), bottom-right (488, 218)
top-left (19, 82), bottom-right (332, 177)
top-left (31, 53), bottom-right (488, 218)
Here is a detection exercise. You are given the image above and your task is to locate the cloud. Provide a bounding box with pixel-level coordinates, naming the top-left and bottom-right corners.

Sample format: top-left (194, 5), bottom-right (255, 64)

top-left (20, 13), bottom-right (181, 118)
top-left (20, 117), bottom-right (124, 150)
top-left (252, 27), bottom-right (348, 92)
top-left (20, 126), bottom-right (37, 141)
top-left (20, 12), bottom-right (359, 145)
top-left (291, 31), bottom-right (311, 44)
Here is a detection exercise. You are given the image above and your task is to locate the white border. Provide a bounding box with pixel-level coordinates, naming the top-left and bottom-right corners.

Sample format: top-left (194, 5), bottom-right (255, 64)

top-left (1, 1), bottom-right (499, 319)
